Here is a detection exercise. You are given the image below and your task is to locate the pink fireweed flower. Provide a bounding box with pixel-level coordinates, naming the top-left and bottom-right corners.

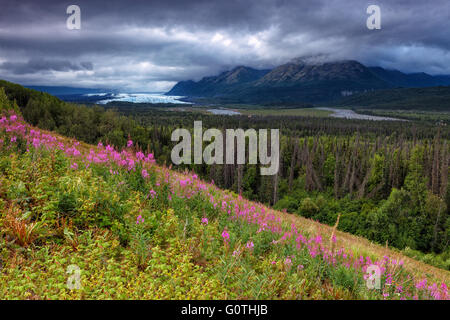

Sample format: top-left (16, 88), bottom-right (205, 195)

top-left (149, 189), bottom-right (156, 199)
top-left (416, 279), bottom-right (427, 290)
top-left (10, 136), bottom-right (16, 143)
top-left (127, 140), bottom-right (133, 148)
top-left (70, 162), bottom-right (78, 170)
top-left (309, 247), bottom-right (318, 258)
top-left (314, 234), bottom-right (322, 244)
top-left (136, 151), bottom-right (145, 161)
top-left (246, 241), bottom-right (254, 250)
top-left (297, 264), bottom-right (304, 271)
top-left (73, 148), bottom-right (81, 156)
top-left (10, 115), bottom-right (17, 122)
top-left (221, 228), bottom-right (230, 243)
top-left (32, 138), bottom-right (40, 149)
top-left (141, 169), bottom-right (149, 179)
top-left (136, 215), bottom-right (144, 225)
top-left (385, 274), bottom-right (393, 285)
top-left (201, 217), bottom-right (208, 225)
top-left (331, 234), bottom-right (336, 243)
top-left (284, 257), bottom-right (293, 270)
top-left (127, 158), bottom-right (135, 171)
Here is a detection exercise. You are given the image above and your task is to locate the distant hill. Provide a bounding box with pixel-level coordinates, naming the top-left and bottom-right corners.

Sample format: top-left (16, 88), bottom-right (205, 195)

top-left (167, 59), bottom-right (450, 105)
top-left (367, 67), bottom-right (450, 88)
top-left (0, 80), bottom-right (61, 109)
top-left (334, 86), bottom-right (450, 111)
top-left (25, 85), bottom-right (109, 96)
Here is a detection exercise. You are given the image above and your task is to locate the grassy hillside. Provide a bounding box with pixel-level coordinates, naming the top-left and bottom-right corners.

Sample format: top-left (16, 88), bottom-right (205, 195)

top-left (0, 93), bottom-right (448, 299)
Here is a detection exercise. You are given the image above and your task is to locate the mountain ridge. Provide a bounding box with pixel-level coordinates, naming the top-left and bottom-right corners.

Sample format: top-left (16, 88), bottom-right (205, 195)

top-left (167, 59), bottom-right (450, 104)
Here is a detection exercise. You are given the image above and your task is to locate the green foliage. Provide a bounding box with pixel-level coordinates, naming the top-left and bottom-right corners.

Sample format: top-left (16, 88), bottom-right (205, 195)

top-left (0, 87), bottom-right (21, 114)
top-left (299, 197), bottom-right (319, 217)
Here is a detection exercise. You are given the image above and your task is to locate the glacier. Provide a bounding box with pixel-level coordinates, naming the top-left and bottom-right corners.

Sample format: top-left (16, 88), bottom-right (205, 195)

top-left (91, 93), bottom-right (191, 104)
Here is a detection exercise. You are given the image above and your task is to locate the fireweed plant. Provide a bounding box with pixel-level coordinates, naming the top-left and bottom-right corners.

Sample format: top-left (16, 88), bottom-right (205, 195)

top-left (0, 112), bottom-right (448, 300)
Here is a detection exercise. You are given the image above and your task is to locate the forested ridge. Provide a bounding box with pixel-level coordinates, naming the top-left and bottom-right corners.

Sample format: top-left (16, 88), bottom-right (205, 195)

top-left (334, 86), bottom-right (450, 111)
top-left (1, 79), bottom-right (449, 270)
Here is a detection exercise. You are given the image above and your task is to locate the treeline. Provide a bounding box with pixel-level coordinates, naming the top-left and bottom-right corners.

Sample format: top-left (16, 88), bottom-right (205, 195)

top-left (1, 80), bottom-right (448, 264)
top-left (335, 86), bottom-right (450, 111)
top-left (0, 80), bottom-right (145, 148)
top-left (176, 130), bottom-right (449, 256)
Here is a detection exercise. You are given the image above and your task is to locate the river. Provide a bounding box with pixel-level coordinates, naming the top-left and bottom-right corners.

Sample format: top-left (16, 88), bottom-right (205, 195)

top-left (317, 108), bottom-right (406, 121)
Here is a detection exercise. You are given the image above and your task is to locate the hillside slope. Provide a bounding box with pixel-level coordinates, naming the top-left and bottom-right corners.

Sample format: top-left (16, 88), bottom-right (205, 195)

top-left (0, 96), bottom-right (448, 299)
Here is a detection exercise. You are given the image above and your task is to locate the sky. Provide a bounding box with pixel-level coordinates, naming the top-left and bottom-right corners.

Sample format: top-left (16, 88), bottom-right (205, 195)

top-left (0, 0), bottom-right (449, 92)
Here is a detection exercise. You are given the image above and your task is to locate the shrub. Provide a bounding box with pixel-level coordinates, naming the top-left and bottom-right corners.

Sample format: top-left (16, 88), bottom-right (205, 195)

top-left (2, 205), bottom-right (44, 247)
top-left (299, 197), bottom-right (319, 217)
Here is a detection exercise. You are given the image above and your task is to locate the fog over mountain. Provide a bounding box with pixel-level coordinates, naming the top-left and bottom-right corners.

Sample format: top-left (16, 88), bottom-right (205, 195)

top-left (0, 0), bottom-right (449, 91)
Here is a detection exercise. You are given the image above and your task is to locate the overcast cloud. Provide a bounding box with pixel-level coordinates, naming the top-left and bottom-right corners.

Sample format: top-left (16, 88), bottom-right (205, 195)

top-left (0, 0), bottom-right (449, 91)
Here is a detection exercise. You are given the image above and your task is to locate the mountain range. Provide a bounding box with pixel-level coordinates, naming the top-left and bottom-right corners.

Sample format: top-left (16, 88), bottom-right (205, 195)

top-left (166, 59), bottom-right (450, 104)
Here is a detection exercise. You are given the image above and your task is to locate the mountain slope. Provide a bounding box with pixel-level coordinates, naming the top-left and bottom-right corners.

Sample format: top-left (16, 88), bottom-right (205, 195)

top-left (0, 90), bottom-right (448, 299)
top-left (256, 60), bottom-right (386, 87)
top-left (244, 60), bottom-right (390, 103)
top-left (167, 66), bottom-right (270, 97)
top-left (368, 67), bottom-right (450, 88)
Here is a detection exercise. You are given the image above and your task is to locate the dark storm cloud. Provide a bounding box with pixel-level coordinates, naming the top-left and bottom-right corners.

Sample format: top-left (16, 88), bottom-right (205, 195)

top-left (0, 0), bottom-right (449, 90)
top-left (0, 59), bottom-right (93, 74)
